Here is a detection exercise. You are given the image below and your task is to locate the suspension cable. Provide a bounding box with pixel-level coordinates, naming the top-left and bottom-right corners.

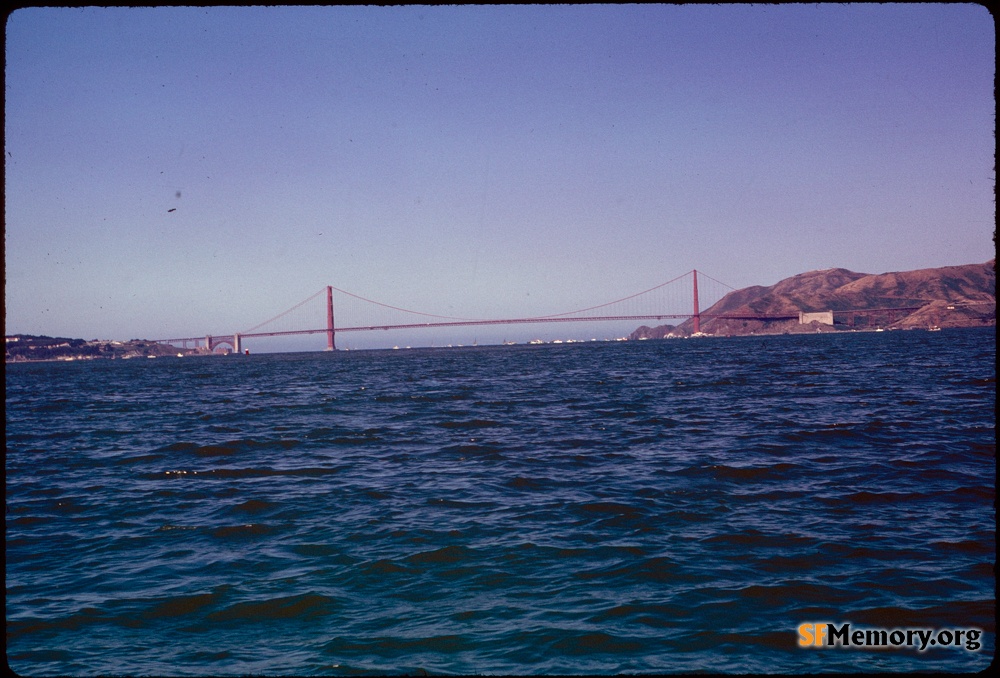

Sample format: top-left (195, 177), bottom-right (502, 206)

top-left (695, 269), bottom-right (738, 290)
top-left (242, 288), bottom-right (327, 333)
top-left (530, 270), bottom-right (694, 318)
top-left (328, 285), bottom-right (485, 321)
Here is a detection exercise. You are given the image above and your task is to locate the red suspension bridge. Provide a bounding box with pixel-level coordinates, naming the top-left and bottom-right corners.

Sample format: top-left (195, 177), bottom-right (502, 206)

top-left (154, 270), bottom-right (793, 352)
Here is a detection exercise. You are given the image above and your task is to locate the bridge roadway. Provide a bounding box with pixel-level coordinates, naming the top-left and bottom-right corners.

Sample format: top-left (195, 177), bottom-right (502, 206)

top-left (155, 312), bottom-right (805, 346)
top-left (156, 306), bottom-right (935, 348)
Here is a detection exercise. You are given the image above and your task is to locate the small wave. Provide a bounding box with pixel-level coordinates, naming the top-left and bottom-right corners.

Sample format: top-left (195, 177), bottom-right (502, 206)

top-left (8, 607), bottom-right (106, 640)
top-left (709, 377), bottom-right (751, 386)
top-left (940, 485), bottom-right (994, 503)
top-left (572, 501), bottom-right (648, 528)
top-left (405, 545), bottom-right (475, 565)
top-left (847, 599), bottom-right (995, 631)
top-left (505, 476), bottom-right (546, 490)
top-left (375, 393), bottom-right (470, 403)
top-left (626, 435), bottom-right (665, 445)
top-left (555, 438), bottom-right (601, 450)
top-left (304, 426), bottom-right (340, 439)
top-left (965, 441), bottom-right (996, 456)
top-left (928, 539), bottom-right (995, 556)
top-left (733, 581), bottom-right (863, 607)
top-left (179, 650), bottom-right (233, 662)
top-left (590, 602), bottom-right (689, 624)
top-left (555, 545), bottom-right (647, 560)
top-left (574, 501), bottom-right (643, 517)
top-left (156, 524), bottom-right (199, 531)
top-left (322, 634), bottom-right (473, 656)
top-left (963, 562), bottom-right (995, 579)
top-left (701, 530), bottom-right (817, 549)
top-left (757, 554), bottom-right (827, 573)
top-left (825, 490), bottom-right (928, 505)
top-left (729, 489), bottom-right (807, 502)
top-left (141, 591), bottom-right (224, 619)
top-left (712, 630), bottom-right (798, 653)
top-left (289, 543), bottom-right (354, 560)
top-left (435, 419), bottom-right (503, 429)
top-left (154, 439), bottom-right (303, 456)
top-left (8, 649), bottom-right (74, 663)
top-left (818, 542), bottom-right (929, 562)
top-left (47, 498), bottom-right (90, 514)
top-left (662, 509), bottom-right (713, 522)
top-left (587, 408), bottom-right (645, 420)
top-left (145, 466), bottom-right (344, 480)
top-left (32, 399), bottom-right (75, 413)
top-left (782, 428), bottom-right (865, 442)
top-left (426, 497), bottom-right (496, 509)
top-left (635, 416), bottom-right (680, 427)
top-left (209, 523), bottom-right (277, 539)
top-left (440, 443), bottom-right (503, 458)
top-left (677, 463), bottom-right (800, 481)
top-left (573, 556), bottom-right (691, 589)
top-left (361, 558), bottom-right (413, 575)
top-left (206, 593), bottom-right (337, 622)
top-left (550, 631), bottom-right (646, 655)
top-left (115, 453), bottom-right (163, 465)
top-left (229, 499), bottom-right (278, 514)
top-left (9, 516), bottom-right (47, 527)
top-left (329, 435), bottom-right (385, 445)
top-left (193, 445), bottom-right (240, 457)
top-left (206, 425), bottom-right (241, 433)
top-left (155, 442), bottom-right (200, 453)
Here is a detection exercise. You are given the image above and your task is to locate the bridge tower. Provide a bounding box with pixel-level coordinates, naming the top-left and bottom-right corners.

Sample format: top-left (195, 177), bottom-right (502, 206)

top-left (326, 286), bottom-right (336, 351)
top-left (692, 269), bottom-right (701, 334)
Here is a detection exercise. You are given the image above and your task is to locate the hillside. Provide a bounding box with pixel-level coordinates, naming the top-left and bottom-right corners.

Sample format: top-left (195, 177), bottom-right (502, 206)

top-left (5, 335), bottom-right (201, 362)
top-left (633, 261), bottom-right (995, 338)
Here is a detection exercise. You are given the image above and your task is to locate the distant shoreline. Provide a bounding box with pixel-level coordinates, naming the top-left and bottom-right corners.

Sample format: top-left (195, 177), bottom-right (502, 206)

top-left (7, 325), bottom-right (994, 363)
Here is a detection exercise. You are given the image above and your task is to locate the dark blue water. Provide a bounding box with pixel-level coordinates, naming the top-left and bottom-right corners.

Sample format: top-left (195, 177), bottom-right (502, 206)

top-left (6, 328), bottom-right (995, 675)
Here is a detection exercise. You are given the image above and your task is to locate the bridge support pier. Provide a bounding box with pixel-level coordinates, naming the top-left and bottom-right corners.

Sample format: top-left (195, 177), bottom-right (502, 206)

top-left (234, 333), bottom-right (241, 354)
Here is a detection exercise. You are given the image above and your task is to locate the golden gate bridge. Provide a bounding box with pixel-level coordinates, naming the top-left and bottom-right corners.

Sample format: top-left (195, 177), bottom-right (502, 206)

top-left (154, 270), bottom-right (795, 352)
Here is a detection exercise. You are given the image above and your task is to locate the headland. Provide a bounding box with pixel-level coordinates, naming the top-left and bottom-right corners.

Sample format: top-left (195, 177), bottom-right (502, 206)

top-left (631, 260), bottom-right (995, 339)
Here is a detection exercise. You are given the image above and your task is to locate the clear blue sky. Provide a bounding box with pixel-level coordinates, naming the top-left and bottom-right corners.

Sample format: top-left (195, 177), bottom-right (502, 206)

top-left (5, 4), bottom-right (995, 349)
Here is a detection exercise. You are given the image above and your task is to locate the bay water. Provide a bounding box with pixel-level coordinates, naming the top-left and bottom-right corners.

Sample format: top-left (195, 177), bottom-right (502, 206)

top-left (6, 328), bottom-right (995, 675)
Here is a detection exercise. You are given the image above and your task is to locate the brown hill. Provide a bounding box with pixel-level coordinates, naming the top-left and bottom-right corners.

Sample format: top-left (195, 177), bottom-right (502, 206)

top-left (657, 261), bottom-right (995, 337)
top-left (630, 324), bottom-right (677, 340)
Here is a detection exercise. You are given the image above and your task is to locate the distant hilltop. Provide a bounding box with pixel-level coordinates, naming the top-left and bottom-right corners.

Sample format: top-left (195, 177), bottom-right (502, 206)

top-left (632, 260), bottom-right (996, 339)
